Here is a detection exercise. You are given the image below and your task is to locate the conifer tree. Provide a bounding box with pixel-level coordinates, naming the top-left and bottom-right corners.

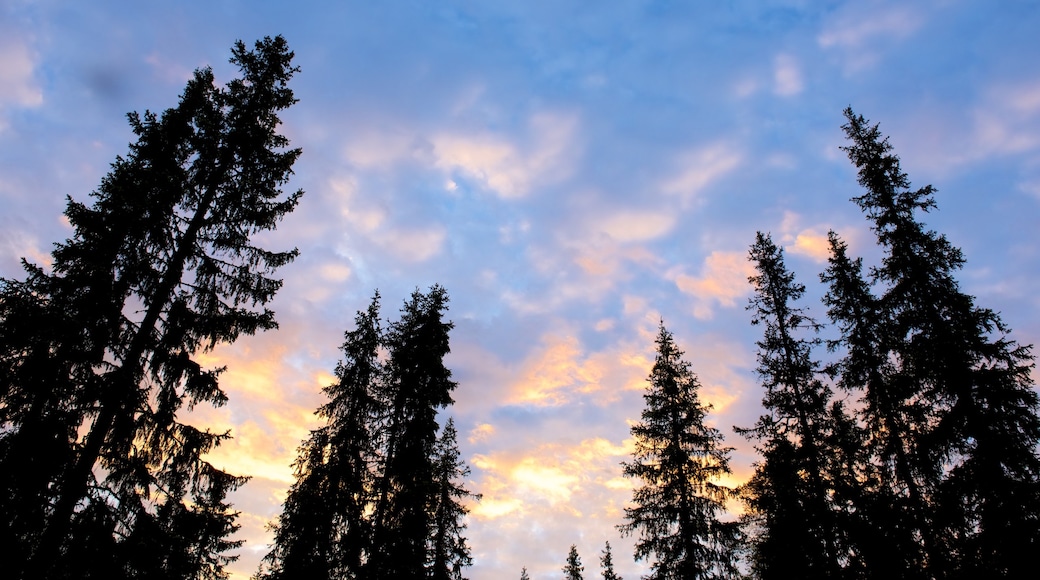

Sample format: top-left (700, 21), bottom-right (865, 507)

top-left (563, 545), bottom-right (585, 580)
top-left (0, 36), bottom-right (301, 580)
top-left (428, 418), bottom-right (479, 580)
top-left (739, 232), bottom-right (844, 579)
top-left (619, 324), bottom-right (739, 580)
top-left (521, 567), bottom-right (531, 580)
top-left (258, 293), bottom-right (383, 580)
top-left (825, 108), bottom-right (1040, 578)
top-left (600, 541), bottom-right (622, 580)
top-left (368, 285), bottom-right (458, 579)
top-left (259, 286), bottom-right (473, 580)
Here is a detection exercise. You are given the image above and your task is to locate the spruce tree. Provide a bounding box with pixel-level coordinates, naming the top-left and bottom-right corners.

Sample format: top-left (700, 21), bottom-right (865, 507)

top-left (600, 541), bottom-right (622, 580)
top-left (563, 545), bottom-right (585, 580)
top-left (368, 285), bottom-right (458, 579)
top-left (827, 108), bottom-right (1040, 578)
top-left (738, 232), bottom-right (844, 579)
top-left (520, 566), bottom-right (531, 580)
top-left (428, 418), bottom-right (479, 580)
top-left (258, 294), bottom-right (383, 580)
top-left (0, 36), bottom-right (301, 580)
top-left (619, 324), bottom-right (739, 580)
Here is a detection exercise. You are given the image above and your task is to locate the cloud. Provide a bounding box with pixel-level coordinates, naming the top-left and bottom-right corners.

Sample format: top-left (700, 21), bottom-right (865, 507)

top-left (773, 54), bottom-right (803, 97)
top-left (431, 111), bottom-right (581, 198)
top-left (593, 209), bottom-right (677, 243)
top-left (672, 251), bottom-right (756, 319)
top-left (0, 33), bottom-right (43, 132)
top-left (660, 144), bottom-right (742, 205)
top-left (777, 212), bottom-right (833, 263)
top-left (818, 4), bottom-right (923, 49)
top-left (817, 3), bottom-right (924, 71)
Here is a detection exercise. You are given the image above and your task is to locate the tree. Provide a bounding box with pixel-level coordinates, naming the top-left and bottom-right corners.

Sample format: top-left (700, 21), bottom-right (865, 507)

top-left (619, 324), bottom-right (740, 580)
top-left (600, 541), bottom-right (622, 580)
top-left (825, 108), bottom-right (1040, 578)
top-left (367, 285), bottom-right (458, 579)
top-left (738, 232), bottom-right (845, 579)
top-left (260, 286), bottom-right (472, 580)
top-left (563, 545), bottom-right (585, 580)
top-left (0, 36), bottom-right (301, 579)
top-left (428, 418), bottom-right (479, 580)
top-left (258, 294), bottom-right (383, 580)
top-left (520, 567), bottom-right (531, 580)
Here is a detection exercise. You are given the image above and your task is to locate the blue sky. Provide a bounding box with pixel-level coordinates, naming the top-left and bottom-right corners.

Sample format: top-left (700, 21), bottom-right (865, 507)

top-left (2, 1), bottom-right (1039, 578)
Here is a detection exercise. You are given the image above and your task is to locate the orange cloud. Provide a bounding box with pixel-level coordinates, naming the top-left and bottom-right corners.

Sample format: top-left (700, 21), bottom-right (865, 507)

top-left (672, 251), bottom-right (756, 319)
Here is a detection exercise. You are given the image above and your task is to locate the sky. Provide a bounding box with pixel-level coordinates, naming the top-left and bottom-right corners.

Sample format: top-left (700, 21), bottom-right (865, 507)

top-left (2, 0), bottom-right (1040, 578)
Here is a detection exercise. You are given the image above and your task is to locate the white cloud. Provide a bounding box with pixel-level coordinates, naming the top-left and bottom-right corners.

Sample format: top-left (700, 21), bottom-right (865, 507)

top-left (773, 54), bottom-right (803, 97)
top-left (431, 111), bottom-right (580, 198)
top-left (818, 4), bottom-right (923, 49)
top-left (661, 143), bottom-right (742, 205)
top-left (594, 209), bottom-right (677, 243)
top-left (0, 33), bottom-right (43, 132)
top-left (818, 4), bottom-right (924, 72)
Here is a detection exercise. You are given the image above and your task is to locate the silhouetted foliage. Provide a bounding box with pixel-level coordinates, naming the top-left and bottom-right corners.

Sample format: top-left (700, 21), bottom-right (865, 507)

top-left (563, 545), bottom-right (585, 580)
top-left (258, 286), bottom-right (475, 580)
top-left (738, 232), bottom-right (846, 579)
top-left (520, 567), bottom-right (531, 580)
top-left (619, 324), bottom-right (740, 580)
top-left (819, 108), bottom-right (1040, 579)
top-left (0, 36), bottom-right (301, 580)
top-left (429, 418), bottom-right (480, 580)
top-left (599, 541), bottom-right (622, 580)
top-left (258, 294), bottom-right (382, 580)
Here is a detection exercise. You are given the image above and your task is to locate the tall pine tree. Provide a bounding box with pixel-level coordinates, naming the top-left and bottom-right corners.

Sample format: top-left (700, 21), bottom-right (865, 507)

top-left (259, 286), bottom-right (475, 580)
top-left (738, 232), bottom-right (845, 579)
top-left (824, 108), bottom-right (1040, 578)
top-left (0, 36), bottom-right (301, 580)
top-left (368, 285), bottom-right (458, 579)
top-left (428, 418), bottom-right (479, 580)
top-left (258, 293), bottom-right (383, 580)
top-left (619, 324), bottom-right (739, 580)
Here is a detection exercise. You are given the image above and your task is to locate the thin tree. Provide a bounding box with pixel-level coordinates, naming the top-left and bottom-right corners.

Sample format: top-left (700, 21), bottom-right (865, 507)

top-left (563, 544), bottom-right (585, 580)
top-left (0, 36), bottom-right (301, 580)
top-left (428, 417), bottom-right (480, 580)
top-left (520, 566), bottom-right (531, 580)
top-left (600, 541), bottom-right (622, 580)
top-left (367, 285), bottom-right (458, 579)
top-left (258, 293), bottom-right (383, 580)
top-left (738, 232), bottom-right (844, 579)
top-left (619, 324), bottom-right (740, 580)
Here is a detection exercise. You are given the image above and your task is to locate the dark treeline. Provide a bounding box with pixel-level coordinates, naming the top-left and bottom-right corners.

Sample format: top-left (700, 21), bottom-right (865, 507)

top-left (603, 109), bottom-right (1040, 580)
top-left (1, 33), bottom-right (1038, 580)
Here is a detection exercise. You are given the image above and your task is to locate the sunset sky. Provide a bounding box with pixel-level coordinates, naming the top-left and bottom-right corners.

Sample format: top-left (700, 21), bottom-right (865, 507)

top-left (2, 1), bottom-right (1040, 578)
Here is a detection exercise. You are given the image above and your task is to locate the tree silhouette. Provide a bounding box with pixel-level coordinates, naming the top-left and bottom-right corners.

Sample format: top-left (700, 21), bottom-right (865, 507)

top-left (429, 418), bottom-right (480, 580)
top-left (599, 541), bottom-right (622, 580)
top-left (258, 294), bottom-right (382, 580)
top-left (619, 324), bottom-right (740, 580)
top-left (259, 286), bottom-right (473, 580)
top-left (823, 108), bottom-right (1040, 578)
top-left (738, 232), bottom-right (845, 579)
top-left (563, 545), bottom-right (585, 580)
top-left (0, 36), bottom-right (301, 580)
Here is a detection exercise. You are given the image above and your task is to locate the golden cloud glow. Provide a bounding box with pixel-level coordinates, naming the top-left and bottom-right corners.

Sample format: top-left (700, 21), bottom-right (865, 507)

top-left (673, 251), bottom-right (756, 319)
top-left (431, 111), bottom-right (579, 198)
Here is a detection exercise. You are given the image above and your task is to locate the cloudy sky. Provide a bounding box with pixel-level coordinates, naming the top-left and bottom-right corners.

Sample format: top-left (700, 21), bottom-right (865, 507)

top-left (3, 1), bottom-right (1040, 578)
